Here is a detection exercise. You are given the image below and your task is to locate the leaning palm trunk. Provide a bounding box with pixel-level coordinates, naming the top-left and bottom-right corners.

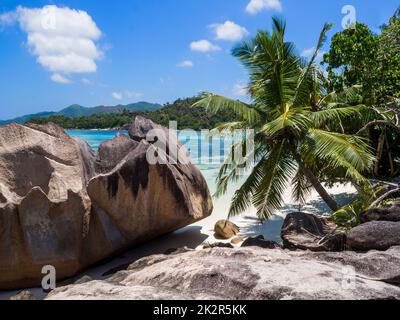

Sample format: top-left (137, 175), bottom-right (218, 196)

top-left (374, 130), bottom-right (386, 176)
top-left (385, 135), bottom-right (395, 176)
top-left (299, 162), bottom-right (339, 212)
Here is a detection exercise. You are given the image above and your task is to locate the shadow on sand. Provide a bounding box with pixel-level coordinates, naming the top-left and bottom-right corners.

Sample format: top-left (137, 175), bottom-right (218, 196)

top-left (85, 226), bottom-right (209, 280)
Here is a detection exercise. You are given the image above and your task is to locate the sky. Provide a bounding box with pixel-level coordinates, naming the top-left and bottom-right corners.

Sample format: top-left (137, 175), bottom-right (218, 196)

top-left (0, 0), bottom-right (399, 120)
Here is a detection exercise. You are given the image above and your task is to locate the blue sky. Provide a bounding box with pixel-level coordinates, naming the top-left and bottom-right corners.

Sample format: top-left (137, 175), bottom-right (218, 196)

top-left (0, 0), bottom-right (398, 119)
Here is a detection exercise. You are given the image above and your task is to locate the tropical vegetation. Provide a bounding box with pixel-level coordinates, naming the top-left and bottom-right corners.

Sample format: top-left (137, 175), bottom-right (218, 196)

top-left (195, 11), bottom-right (400, 224)
top-left (323, 9), bottom-right (400, 179)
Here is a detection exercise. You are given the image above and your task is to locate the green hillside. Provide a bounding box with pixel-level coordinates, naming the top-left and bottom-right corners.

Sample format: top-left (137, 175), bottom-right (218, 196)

top-left (0, 111), bottom-right (56, 125)
top-left (28, 97), bottom-right (237, 130)
top-left (58, 102), bottom-right (162, 117)
top-left (0, 102), bottom-right (162, 125)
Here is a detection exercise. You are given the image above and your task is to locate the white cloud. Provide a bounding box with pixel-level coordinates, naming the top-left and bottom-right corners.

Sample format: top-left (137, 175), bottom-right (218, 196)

top-left (177, 60), bottom-right (194, 68)
top-left (210, 21), bottom-right (248, 41)
top-left (190, 40), bottom-right (221, 52)
top-left (51, 73), bottom-right (71, 84)
top-left (1, 5), bottom-right (102, 82)
top-left (232, 82), bottom-right (248, 97)
top-left (0, 11), bottom-right (18, 26)
top-left (301, 47), bottom-right (325, 63)
top-left (81, 78), bottom-right (91, 85)
top-left (125, 91), bottom-right (143, 99)
top-left (246, 0), bottom-right (283, 14)
top-left (111, 91), bottom-right (143, 101)
top-left (112, 92), bottom-right (123, 100)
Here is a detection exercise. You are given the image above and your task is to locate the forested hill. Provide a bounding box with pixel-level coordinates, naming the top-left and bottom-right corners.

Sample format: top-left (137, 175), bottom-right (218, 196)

top-left (0, 101), bottom-right (162, 125)
top-left (58, 102), bottom-right (161, 117)
top-left (27, 97), bottom-right (237, 130)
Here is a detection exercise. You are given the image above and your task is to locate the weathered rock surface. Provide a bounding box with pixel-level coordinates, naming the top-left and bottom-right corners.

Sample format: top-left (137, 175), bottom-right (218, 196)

top-left (347, 221), bottom-right (400, 251)
top-left (306, 246), bottom-right (400, 285)
top-left (0, 123), bottom-right (92, 289)
top-left (361, 204), bottom-right (400, 223)
top-left (241, 236), bottom-right (280, 249)
top-left (47, 247), bottom-right (400, 300)
top-left (0, 119), bottom-right (213, 289)
top-left (9, 290), bottom-right (36, 301)
top-left (74, 275), bottom-right (93, 285)
top-left (281, 212), bottom-right (346, 252)
top-left (128, 116), bottom-right (164, 142)
top-left (95, 133), bottom-right (138, 173)
top-left (214, 220), bottom-right (240, 239)
top-left (231, 236), bottom-right (244, 245)
top-left (203, 242), bottom-right (234, 249)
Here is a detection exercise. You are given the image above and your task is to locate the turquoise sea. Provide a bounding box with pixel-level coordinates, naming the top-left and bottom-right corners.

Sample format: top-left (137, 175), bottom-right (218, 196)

top-left (66, 129), bottom-right (236, 193)
top-left (67, 130), bottom-right (127, 150)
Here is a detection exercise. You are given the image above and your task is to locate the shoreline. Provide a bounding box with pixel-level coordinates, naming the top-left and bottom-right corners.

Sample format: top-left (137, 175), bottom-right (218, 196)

top-left (67, 128), bottom-right (125, 131)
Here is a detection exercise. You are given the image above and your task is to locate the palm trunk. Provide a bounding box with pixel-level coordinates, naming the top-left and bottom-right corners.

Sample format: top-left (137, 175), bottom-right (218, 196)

top-left (374, 131), bottom-right (385, 176)
top-left (385, 134), bottom-right (395, 177)
top-left (299, 162), bottom-right (339, 212)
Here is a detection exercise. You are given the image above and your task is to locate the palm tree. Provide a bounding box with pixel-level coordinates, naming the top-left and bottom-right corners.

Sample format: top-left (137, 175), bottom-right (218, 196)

top-left (194, 18), bottom-right (375, 222)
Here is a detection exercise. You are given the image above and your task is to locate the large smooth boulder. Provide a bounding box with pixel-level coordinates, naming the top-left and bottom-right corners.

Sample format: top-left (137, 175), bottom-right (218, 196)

top-left (0, 119), bottom-right (213, 289)
top-left (47, 247), bottom-right (400, 300)
top-left (86, 141), bottom-right (212, 263)
top-left (214, 220), bottom-right (240, 239)
top-left (347, 221), bottom-right (400, 251)
top-left (241, 235), bottom-right (281, 249)
top-left (281, 212), bottom-right (346, 252)
top-left (0, 123), bottom-right (92, 289)
top-left (361, 204), bottom-right (400, 223)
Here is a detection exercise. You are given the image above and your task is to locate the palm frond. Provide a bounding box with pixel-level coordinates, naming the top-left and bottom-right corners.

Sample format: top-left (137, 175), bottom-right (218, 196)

top-left (193, 93), bottom-right (261, 124)
top-left (293, 23), bottom-right (333, 106)
top-left (310, 106), bottom-right (362, 127)
top-left (261, 108), bottom-right (311, 137)
top-left (306, 129), bottom-right (375, 173)
top-left (214, 141), bottom-right (265, 198)
top-left (328, 153), bottom-right (370, 184)
top-left (233, 21), bottom-right (301, 113)
top-left (227, 156), bottom-right (268, 217)
top-left (292, 167), bottom-right (314, 204)
top-left (250, 142), bottom-right (296, 221)
top-left (319, 85), bottom-right (363, 106)
top-left (212, 121), bottom-right (247, 133)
